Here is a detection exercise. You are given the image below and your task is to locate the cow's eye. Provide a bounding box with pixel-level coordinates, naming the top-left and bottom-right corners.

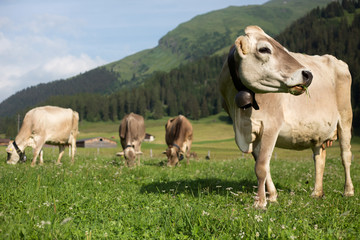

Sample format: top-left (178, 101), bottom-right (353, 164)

top-left (258, 47), bottom-right (271, 54)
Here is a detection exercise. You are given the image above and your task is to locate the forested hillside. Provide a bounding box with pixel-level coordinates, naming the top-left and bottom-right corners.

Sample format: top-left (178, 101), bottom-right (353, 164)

top-left (2, 0), bottom-right (360, 137)
top-left (276, 0), bottom-right (360, 132)
top-left (0, 0), bottom-right (332, 119)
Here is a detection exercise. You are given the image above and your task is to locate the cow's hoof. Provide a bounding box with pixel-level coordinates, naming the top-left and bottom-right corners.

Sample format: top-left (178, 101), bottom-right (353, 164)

top-left (311, 191), bottom-right (324, 198)
top-left (268, 196), bottom-right (278, 203)
top-left (253, 200), bottom-right (267, 210)
top-left (30, 164), bottom-right (36, 167)
top-left (344, 190), bottom-right (354, 197)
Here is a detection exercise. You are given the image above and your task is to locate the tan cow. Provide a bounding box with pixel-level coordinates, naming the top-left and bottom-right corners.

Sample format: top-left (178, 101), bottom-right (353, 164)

top-left (164, 115), bottom-right (193, 166)
top-left (117, 113), bottom-right (145, 167)
top-left (6, 106), bottom-right (79, 166)
top-left (219, 26), bottom-right (354, 209)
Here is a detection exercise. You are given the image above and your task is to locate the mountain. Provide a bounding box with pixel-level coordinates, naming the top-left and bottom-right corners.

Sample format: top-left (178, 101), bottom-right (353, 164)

top-left (0, 0), bottom-right (332, 118)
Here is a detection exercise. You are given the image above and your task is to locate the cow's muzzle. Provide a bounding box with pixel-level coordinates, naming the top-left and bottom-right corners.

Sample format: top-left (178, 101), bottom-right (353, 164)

top-left (289, 70), bottom-right (313, 96)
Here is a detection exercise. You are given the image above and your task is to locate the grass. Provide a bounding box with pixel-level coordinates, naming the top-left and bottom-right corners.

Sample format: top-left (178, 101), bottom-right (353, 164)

top-left (1, 113), bottom-right (359, 239)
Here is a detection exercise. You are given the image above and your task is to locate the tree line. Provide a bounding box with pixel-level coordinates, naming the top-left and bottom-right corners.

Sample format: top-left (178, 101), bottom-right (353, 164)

top-left (276, 0), bottom-right (360, 133)
top-left (2, 0), bottom-right (360, 137)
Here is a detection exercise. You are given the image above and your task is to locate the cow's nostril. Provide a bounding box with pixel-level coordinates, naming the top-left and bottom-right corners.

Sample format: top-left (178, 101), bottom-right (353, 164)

top-left (302, 70), bottom-right (313, 86)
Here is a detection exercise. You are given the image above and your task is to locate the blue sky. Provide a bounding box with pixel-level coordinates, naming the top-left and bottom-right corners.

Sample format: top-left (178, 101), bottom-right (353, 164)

top-left (0, 0), bottom-right (268, 103)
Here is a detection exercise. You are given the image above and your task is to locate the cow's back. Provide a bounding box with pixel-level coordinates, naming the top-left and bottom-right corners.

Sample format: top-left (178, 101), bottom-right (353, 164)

top-left (165, 115), bottom-right (193, 145)
top-left (119, 113), bottom-right (145, 148)
top-left (19, 106), bottom-right (78, 144)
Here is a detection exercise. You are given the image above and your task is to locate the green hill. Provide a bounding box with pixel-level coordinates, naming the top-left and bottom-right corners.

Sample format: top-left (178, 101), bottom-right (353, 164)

top-left (105, 0), bottom-right (332, 84)
top-left (0, 0), bottom-right (332, 119)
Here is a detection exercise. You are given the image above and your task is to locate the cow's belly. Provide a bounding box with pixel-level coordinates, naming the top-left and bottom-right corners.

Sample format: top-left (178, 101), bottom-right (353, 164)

top-left (276, 117), bottom-right (338, 150)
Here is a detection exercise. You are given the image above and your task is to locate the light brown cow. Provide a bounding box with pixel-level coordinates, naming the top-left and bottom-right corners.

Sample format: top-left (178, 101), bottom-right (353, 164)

top-left (117, 113), bottom-right (145, 167)
top-left (6, 106), bottom-right (79, 166)
top-left (164, 115), bottom-right (193, 166)
top-left (219, 26), bottom-right (354, 209)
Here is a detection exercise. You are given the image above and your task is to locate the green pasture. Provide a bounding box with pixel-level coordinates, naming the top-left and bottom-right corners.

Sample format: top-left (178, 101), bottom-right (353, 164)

top-left (1, 113), bottom-right (359, 239)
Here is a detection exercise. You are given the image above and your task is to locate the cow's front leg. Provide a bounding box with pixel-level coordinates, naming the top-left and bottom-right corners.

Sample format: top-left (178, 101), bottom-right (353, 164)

top-left (252, 150), bottom-right (278, 205)
top-left (311, 147), bottom-right (326, 198)
top-left (266, 171), bottom-right (278, 202)
top-left (252, 130), bottom-right (279, 209)
top-left (31, 146), bottom-right (42, 167)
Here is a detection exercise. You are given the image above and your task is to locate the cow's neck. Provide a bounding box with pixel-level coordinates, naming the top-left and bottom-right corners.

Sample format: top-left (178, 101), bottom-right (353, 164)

top-left (228, 45), bottom-right (259, 110)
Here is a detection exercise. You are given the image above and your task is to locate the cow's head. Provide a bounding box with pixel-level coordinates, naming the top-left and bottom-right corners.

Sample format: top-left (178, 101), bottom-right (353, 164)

top-left (116, 145), bottom-right (142, 167)
top-left (6, 141), bottom-right (26, 164)
top-left (163, 145), bottom-right (184, 167)
top-left (233, 26), bottom-right (312, 96)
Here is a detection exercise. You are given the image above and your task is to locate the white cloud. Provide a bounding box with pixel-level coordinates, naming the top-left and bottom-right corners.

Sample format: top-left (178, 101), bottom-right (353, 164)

top-left (42, 54), bottom-right (105, 77)
top-left (0, 53), bottom-right (106, 102)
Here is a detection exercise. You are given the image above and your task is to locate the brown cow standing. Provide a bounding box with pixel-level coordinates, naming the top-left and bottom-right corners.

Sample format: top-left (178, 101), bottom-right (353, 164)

top-left (164, 115), bottom-right (193, 166)
top-left (117, 113), bottom-right (145, 167)
top-left (6, 106), bottom-right (79, 166)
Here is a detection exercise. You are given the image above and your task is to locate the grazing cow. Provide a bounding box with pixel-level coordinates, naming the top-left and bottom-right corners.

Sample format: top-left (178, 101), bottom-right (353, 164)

top-left (117, 113), bottom-right (145, 167)
top-left (6, 106), bottom-right (79, 166)
top-left (219, 26), bottom-right (354, 209)
top-left (164, 115), bottom-right (193, 166)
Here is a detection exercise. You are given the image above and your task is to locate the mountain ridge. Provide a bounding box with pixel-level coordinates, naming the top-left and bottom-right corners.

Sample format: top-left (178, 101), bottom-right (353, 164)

top-left (0, 0), bottom-right (332, 117)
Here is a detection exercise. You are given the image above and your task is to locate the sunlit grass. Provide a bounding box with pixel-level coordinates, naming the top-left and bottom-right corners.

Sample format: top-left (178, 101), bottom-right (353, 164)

top-left (1, 114), bottom-right (359, 239)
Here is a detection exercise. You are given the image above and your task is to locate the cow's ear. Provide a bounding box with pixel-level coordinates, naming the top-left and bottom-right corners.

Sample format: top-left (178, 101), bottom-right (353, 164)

top-left (235, 36), bottom-right (249, 57)
top-left (116, 152), bottom-right (125, 156)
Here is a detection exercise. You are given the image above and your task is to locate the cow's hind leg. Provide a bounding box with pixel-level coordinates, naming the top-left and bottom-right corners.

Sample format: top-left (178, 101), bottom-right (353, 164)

top-left (338, 122), bottom-right (354, 196)
top-left (39, 149), bottom-right (44, 165)
top-left (56, 145), bottom-right (65, 165)
top-left (311, 146), bottom-right (326, 198)
top-left (71, 139), bottom-right (76, 164)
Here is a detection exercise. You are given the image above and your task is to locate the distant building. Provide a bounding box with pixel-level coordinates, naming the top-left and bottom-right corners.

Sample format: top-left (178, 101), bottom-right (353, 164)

top-left (0, 139), bottom-right (10, 146)
top-left (76, 137), bottom-right (117, 148)
top-left (144, 133), bottom-right (155, 142)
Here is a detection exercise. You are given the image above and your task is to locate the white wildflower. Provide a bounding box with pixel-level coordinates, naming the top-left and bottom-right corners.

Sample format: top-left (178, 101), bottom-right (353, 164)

top-left (202, 210), bottom-right (210, 216)
top-left (61, 217), bottom-right (72, 225)
top-left (255, 215), bottom-right (263, 222)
